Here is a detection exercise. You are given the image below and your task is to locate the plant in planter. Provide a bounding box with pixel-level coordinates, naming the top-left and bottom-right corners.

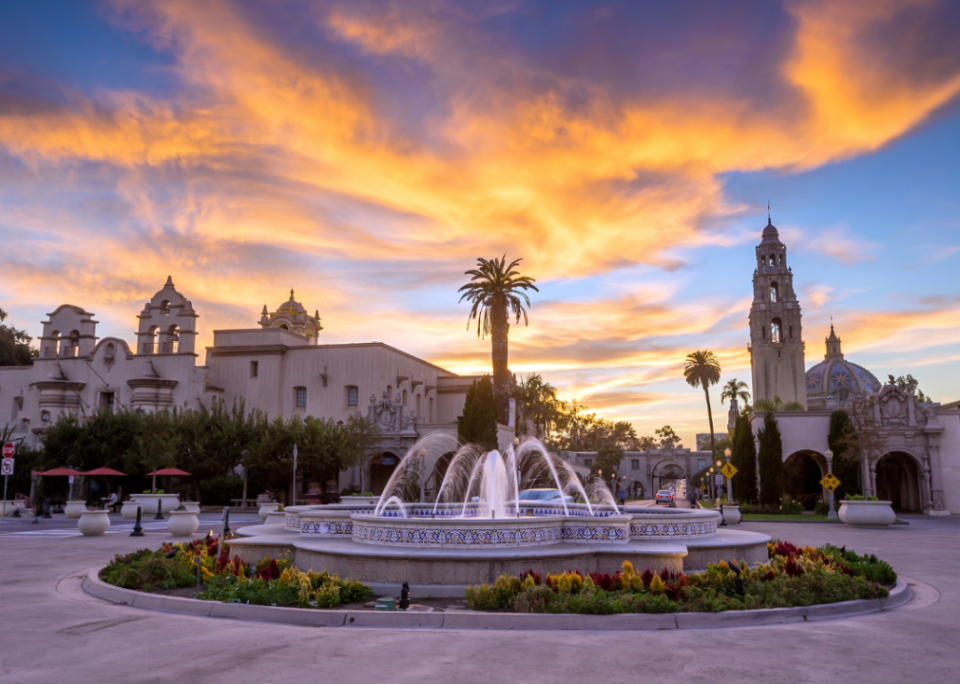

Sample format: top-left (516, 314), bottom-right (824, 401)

top-left (838, 496), bottom-right (895, 527)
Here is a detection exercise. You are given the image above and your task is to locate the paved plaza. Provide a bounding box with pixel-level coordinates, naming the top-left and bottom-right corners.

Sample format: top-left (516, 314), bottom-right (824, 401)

top-left (0, 514), bottom-right (955, 684)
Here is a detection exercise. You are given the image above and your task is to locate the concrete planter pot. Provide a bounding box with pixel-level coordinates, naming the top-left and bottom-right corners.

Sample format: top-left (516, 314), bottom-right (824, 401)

top-left (258, 503), bottom-right (280, 520)
top-left (121, 500), bottom-right (144, 520)
top-left (265, 511), bottom-right (287, 525)
top-left (78, 510), bottom-right (111, 536)
top-left (720, 504), bottom-right (741, 525)
top-left (134, 493), bottom-right (180, 515)
top-left (181, 501), bottom-right (201, 514)
top-left (838, 500), bottom-right (896, 527)
top-left (64, 501), bottom-right (88, 519)
top-left (167, 510), bottom-right (200, 537)
top-left (342, 496), bottom-right (379, 506)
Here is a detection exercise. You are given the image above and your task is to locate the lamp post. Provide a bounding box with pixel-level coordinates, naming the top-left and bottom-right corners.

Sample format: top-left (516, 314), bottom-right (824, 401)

top-left (419, 449), bottom-right (427, 504)
top-left (715, 460), bottom-right (722, 501)
top-left (709, 467), bottom-right (715, 500)
top-left (825, 448), bottom-right (838, 520)
top-left (724, 448), bottom-right (733, 502)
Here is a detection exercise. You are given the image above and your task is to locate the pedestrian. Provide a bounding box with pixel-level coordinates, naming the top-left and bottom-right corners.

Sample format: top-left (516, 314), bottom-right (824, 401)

top-left (687, 486), bottom-right (698, 508)
top-left (106, 492), bottom-right (120, 513)
top-left (617, 482), bottom-right (627, 506)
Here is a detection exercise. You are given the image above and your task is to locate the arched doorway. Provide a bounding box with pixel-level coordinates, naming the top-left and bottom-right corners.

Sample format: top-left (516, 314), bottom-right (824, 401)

top-left (783, 451), bottom-right (825, 509)
top-left (653, 461), bottom-right (685, 493)
top-left (876, 452), bottom-right (922, 512)
top-left (370, 452), bottom-right (401, 496)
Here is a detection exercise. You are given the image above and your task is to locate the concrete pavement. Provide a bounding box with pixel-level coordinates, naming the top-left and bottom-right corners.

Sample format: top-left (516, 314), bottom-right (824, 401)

top-left (0, 514), bottom-right (957, 684)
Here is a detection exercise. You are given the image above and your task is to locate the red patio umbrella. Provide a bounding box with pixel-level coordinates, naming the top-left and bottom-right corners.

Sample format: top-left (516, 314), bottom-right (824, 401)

top-left (147, 468), bottom-right (192, 477)
top-left (83, 467), bottom-right (127, 476)
top-left (38, 467), bottom-right (84, 502)
top-left (39, 467), bottom-right (83, 477)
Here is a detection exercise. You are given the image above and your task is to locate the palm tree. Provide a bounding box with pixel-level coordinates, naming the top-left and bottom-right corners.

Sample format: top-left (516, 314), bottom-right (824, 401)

top-left (683, 350), bottom-right (722, 455)
top-left (720, 378), bottom-right (751, 406)
top-left (459, 256), bottom-right (538, 423)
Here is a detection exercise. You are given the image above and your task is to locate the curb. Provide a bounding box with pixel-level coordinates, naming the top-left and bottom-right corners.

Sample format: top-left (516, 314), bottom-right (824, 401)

top-left (82, 568), bottom-right (911, 631)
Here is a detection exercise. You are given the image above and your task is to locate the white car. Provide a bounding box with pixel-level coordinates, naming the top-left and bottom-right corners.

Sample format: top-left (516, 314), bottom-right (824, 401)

top-left (518, 488), bottom-right (574, 504)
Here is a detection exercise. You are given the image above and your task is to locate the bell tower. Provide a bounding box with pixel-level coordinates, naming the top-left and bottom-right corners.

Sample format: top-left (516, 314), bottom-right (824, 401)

top-left (748, 215), bottom-right (806, 408)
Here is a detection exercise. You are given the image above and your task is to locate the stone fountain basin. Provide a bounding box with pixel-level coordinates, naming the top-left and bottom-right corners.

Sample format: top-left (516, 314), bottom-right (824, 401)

top-left (351, 514), bottom-right (632, 547)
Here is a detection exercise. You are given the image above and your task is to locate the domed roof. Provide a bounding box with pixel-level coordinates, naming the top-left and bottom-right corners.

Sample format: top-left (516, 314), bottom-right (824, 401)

top-left (277, 289), bottom-right (306, 314)
top-left (760, 218), bottom-right (781, 245)
top-left (805, 325), bottom-right (881, 399)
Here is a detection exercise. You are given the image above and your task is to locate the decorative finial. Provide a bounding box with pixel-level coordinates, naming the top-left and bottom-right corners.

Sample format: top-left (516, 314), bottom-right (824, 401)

top-left (767, 201), bottom-right (771, 224)
top-left (290, 288), bottom-right (295, 300)
top-left (165, 275), bottom-right (174, 287)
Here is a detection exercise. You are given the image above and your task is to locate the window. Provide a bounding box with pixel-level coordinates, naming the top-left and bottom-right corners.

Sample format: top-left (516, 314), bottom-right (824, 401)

top-left (164, 324), bottom-right (179, 353)
top-left (789, 325), bottom-right (793, 340)
top-left (160, 300), bottom-right (170, 315)
top-left (771, 317), bottom-right (782, 344)
top-left (416, 394), bottom-right (421, 416)
top-left (295, 387), bottom-right (307, 408)
top-left (387, 385), bottom-right (393, 400)
top-left (402, 389), bottom-right (408, 406)
top-left (769, 281), bottom-right (779, 302)
top-left (698, 459), bottom-right (706, 471)
top-left (429, 397), bottom-right (434, 421)
top-left (584, 458), bottom-right (593, 468)
top-left (347, 385), bottom-right (358, 407)
top-left (631, 459), bottom-right (640, 470)
top-left (769, 255), bottom-right (775, 267)
top-left (99, 392), bottom-right (116, 413)
top-left (250, 361), bottom-right (259, 377)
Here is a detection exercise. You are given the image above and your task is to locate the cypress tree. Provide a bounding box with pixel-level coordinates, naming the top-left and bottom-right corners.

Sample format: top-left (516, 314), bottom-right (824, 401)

top-left (757, 412), bottom-right (784, 506)
top-left (730, 412), bottom-right (758, 503)
top-left (828, 409), bottom-right (862, 503)
top-left (458, 376), bottom-right (499, 451)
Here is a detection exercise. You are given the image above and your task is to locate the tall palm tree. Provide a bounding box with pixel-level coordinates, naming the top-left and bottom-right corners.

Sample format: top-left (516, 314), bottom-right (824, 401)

top-left (720, 378), bottom-right (751, 406)
top-left (459, 256), bottom-right (538, 423)
top-left (683, 350), bottom-right (722, 455)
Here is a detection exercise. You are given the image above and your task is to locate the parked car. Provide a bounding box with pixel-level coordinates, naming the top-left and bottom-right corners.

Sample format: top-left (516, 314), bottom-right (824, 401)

top-left (655, 490), bottom-right (675, 505)
top-left (518, 488), bottom-right (574, 504)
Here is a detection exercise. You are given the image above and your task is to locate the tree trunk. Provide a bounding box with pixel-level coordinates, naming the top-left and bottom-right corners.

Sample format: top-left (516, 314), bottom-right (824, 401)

top-left (490, 297), bottom-right (511, 425)
top-left (241, 465), bottom-right (248, 507)
top-left (703, 384), bottom-right (716, 454)
top-left (151, 470), bottom-right (157, 494)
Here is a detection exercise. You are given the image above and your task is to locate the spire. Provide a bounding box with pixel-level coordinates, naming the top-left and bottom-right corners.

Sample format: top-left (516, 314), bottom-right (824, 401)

top-left (290, 288), bottom-right (295, 300)
top-left (767, 200), bottom-right (771, 224)
top-left (165, 275), bottom-right (174, 287)
top-left (825, 322), bottom-right (843, 358)
top-left (261, 305), bottom-right (268, 315)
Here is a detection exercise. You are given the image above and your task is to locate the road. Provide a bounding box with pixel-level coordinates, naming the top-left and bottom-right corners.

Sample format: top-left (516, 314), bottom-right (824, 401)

top-left (0, 512), bottom-right (956, 684)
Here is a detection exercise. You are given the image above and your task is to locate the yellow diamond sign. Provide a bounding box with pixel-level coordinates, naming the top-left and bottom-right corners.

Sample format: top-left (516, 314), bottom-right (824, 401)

top-left (720, 462), bottom-right (738, 479)
top-left (820, 473), bottom-right (841, 492)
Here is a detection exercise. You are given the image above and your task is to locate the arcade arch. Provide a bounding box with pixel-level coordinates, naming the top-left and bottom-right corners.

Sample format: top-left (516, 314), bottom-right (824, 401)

top-left (875, 451), bottom-right (923, 512)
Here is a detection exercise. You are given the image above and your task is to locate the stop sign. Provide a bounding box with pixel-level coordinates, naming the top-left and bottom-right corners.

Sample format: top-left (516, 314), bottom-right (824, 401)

top-left (1, 442), bottom-right (13, 458)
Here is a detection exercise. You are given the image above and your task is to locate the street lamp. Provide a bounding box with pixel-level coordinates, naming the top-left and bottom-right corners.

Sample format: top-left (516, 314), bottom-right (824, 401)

top-left (824, 448), bottom-right (838, 520)
top-left (709, 467), bottom-right (715, 500)
top-left (724, 448), bottom-right (733, 502)
top-left (418, 449), bottom-right (427, 504)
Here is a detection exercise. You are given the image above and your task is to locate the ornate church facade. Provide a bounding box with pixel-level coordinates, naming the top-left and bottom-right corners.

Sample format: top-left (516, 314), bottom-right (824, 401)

top-left (746, 220), bottom-right (960, 515)
top-left (0, 279), bottom-right (514, 495)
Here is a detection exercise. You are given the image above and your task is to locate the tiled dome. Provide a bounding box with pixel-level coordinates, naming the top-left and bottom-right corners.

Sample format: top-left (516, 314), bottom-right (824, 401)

top-left (806, 325), bottom-right (881, 401)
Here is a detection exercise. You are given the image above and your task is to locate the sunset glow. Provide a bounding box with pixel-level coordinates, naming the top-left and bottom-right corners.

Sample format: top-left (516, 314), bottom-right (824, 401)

top-left (2, 0), bottom-right (959, 444)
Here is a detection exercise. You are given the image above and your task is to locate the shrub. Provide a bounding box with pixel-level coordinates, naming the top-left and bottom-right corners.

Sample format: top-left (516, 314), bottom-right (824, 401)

top-left (100, 549), bottom-right (195, 592)
top-left (813, 501), bottom-right (830, 516)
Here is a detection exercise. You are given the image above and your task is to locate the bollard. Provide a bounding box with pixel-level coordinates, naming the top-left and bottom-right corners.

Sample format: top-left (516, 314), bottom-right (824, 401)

top-left (42, 498), bottom-right (52, 519)
top-left (222, 507), bottom-right (231, 538)
top-left (399, 581), bottom-right (411, 611)
top-left (154, 498), bottom-right (164, 520)
top-left (719, 503), bottom-right (727, 527)
top-left (131, 506), bottom-right (144, 536)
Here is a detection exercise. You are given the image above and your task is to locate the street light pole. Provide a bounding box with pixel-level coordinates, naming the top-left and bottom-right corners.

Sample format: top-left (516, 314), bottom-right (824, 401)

top-left (724, 448), bottom-right (733, 502)
top-left (825, 448), bottom-right (838, 520)
top-left (292, 444), bottom-right (298, 507)
top-left (419, 449), bottom-right (426, 504)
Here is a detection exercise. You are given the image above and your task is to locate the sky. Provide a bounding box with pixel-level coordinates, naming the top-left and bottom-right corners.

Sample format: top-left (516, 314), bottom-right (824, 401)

top-left (1, 0), bottom-right (959, 446)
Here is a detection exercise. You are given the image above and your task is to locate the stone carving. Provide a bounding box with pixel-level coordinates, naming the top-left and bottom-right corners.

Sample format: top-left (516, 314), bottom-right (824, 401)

top-left (366, 391), bottom-right (417, 435)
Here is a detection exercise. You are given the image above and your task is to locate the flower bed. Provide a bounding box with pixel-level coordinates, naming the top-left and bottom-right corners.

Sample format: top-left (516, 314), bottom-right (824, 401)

top-left (99, 534), bottom-right (372, 609)
top-left (464, 541), bottom-right (895, 614)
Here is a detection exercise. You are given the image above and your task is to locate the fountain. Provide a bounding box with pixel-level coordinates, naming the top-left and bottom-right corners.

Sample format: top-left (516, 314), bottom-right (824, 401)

top-left (231, 435), bottom-right (771, 593)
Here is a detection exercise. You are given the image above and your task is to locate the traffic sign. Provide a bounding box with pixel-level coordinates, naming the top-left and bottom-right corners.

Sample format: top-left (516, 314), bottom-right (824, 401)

top-left (720, 462), bottom-right (738, 479)
top-left (714, 474), bottom-right (723, 485)
top-left (820, 473), bottom-right (841, 492)
top-left (700, 484), bottom-right (707, 492)
top-left (1, 458), bottom-right (13, 476)
top-left (2, 442), bottom-right (14, 458)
